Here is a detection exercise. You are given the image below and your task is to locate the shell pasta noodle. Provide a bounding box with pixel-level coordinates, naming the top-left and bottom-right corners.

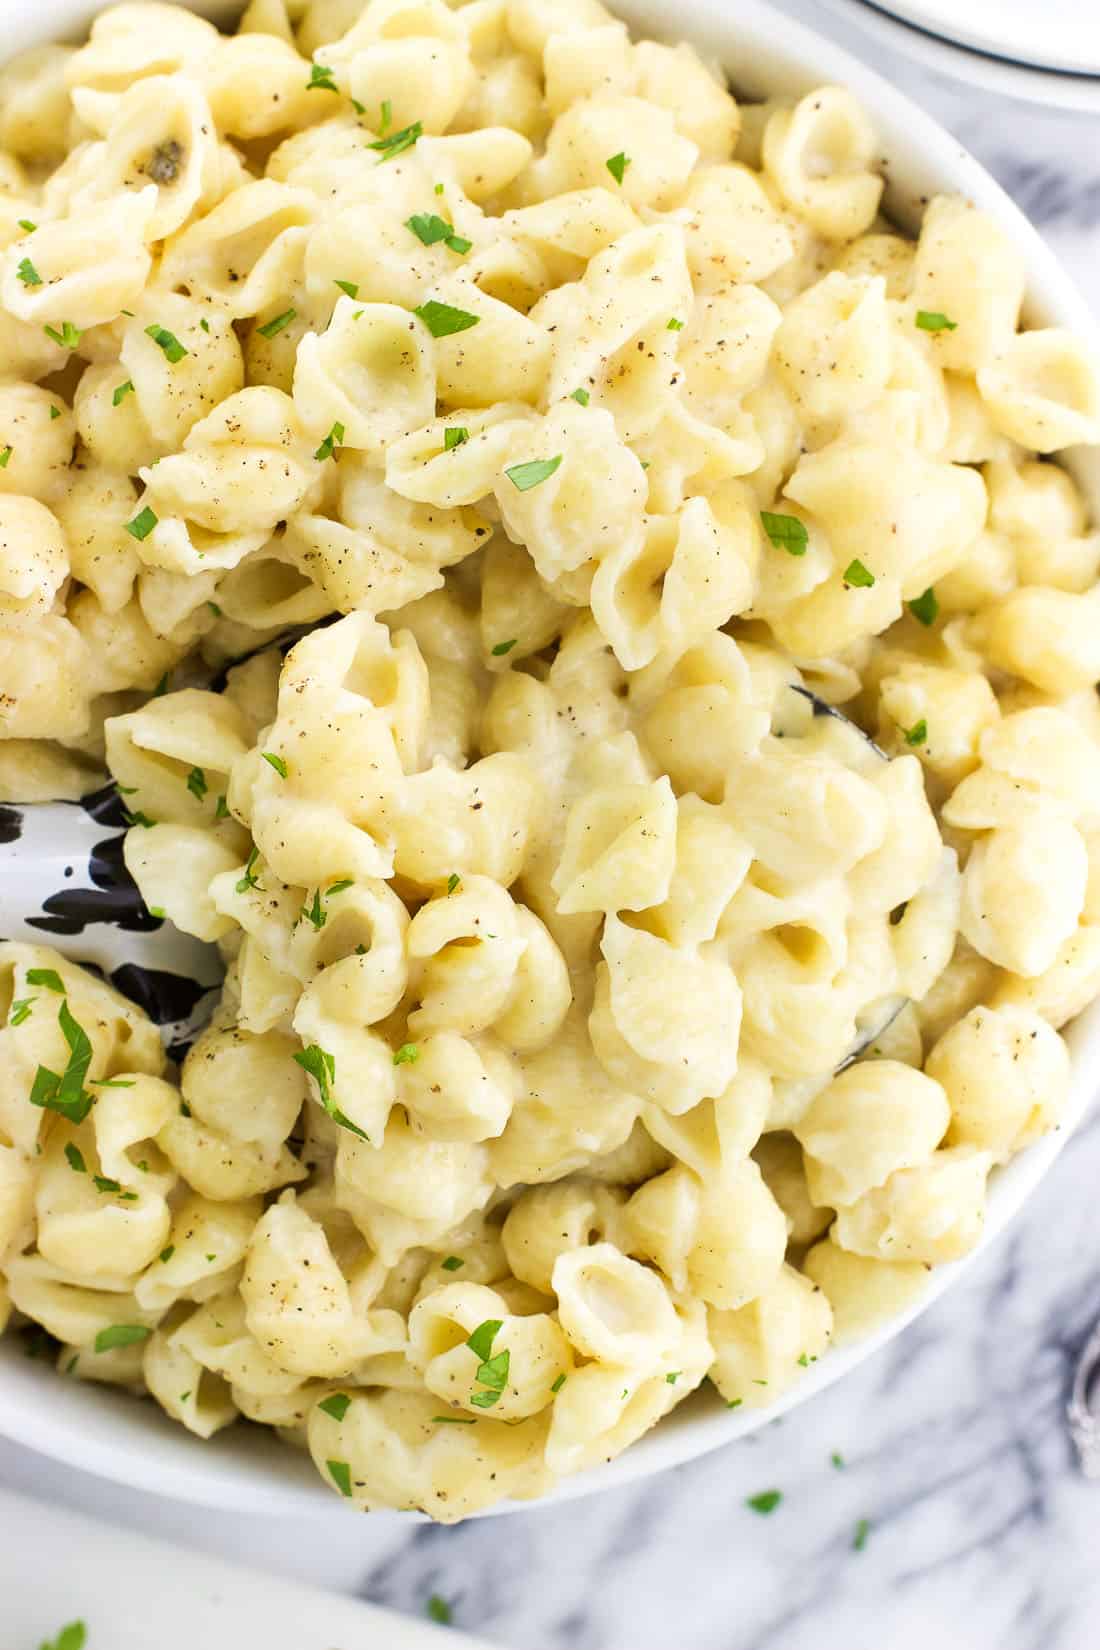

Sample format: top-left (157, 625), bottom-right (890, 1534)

top-left (2, 0), bottom-right (1100, 1524)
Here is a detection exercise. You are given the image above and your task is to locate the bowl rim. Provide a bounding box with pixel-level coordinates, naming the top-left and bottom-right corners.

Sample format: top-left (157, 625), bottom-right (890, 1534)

top-left (3, 0), bottom-right (1100, 1518)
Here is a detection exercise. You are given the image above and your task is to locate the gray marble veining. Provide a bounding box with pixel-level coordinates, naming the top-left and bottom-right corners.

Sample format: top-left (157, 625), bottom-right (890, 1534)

top-left (2, 7), bottom-right (1100, 1647)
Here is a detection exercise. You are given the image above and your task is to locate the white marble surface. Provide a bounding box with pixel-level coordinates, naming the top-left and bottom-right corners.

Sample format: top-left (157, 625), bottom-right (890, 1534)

top-left (5, 7), bottom-right (1100, 1648)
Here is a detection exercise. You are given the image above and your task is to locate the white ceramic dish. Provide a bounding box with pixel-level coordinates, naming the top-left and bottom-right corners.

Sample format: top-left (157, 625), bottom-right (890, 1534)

top-left (817, 0), bottom-right (1100, 113)
top-left (3, 0), bottom-right (1100, 1517)
top-left (858, 0), bottom-right (1100, 75)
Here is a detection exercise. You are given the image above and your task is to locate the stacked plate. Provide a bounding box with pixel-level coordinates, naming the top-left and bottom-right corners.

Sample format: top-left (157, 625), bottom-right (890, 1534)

top-left (817, 0), bottom-right (1100, 109)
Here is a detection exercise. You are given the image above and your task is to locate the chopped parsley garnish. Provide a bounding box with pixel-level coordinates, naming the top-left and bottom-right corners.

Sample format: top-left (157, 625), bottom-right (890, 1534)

top-left (432, 1414), bottom-right (477, 1424)
top-left (9, 998), bottom-right (33, 1026)
top-left (93, 1174), bottom-right (124, 1194)
top-left (475, 1348), bottom-right (510, 1391)
top-left (667, 317), bottom-right (684, 331)
top-left (908, 587), bottom-right (939, 626)
top-left (441, 1255), bottom-right (464, 1271)
top-left (89, 1077), bottom-right (135, 1089)
top-left (125, 505), bottom-right (158, 541)
top-left (307, 63), bottom-right (338, 92)
top-left (665, 1371), bottom-right (680, 1384)
top-left (393, 1042), bottom-right (419, 1065)
top-left (16, 256), bottom-right (42, 286)
top-left (49, 405), bottom-right (61, 419)
top-left (0, 446), bottom-right (11, 468)
top-left (293, 1044), bottom-right (369, 1140)
top-left (64, 1143), bottom-right (86, 1173)
top-left (606, 151), bottom-right (630, 185)
top-left (491, 639), bottom-right (517, 656)
top-left (903, 718), bottom-right (928, 747)
top-left (843, 558), bottom-right (874, 588)
top-left (427, 1596), bottom-right (452, 1626)
top-left (199, 317), bottom-right (210, 332)
top-left (145, 323), bottom-right (188, 363)
top-left (39, 1622), bottom-right (86, 1650)
top-left (406, 212), bottom-right (470, 253)
top-left (915, 310), bottom-right (957, 332)
top-left (215, 794), bottom-right (230, 820)
top-left (727, 1397), bottom-right (743, 1408)
top-left (94, 1323), bottom-right (151, 1353)
top-left (761, 511), bottom-right (808, 556)
top-left (327, 1458), bottom-right (353, 1496)
top-left (27, 967), bottom-right (64, 993)
top-left (831, 1451), bottom-right (845, 1469)
top-left (551, 1373), bottom-right (566, 1393)
top-left (235, 845), bottom-right (263, 893)
top-left (504, 455), bottom-right (562, 491)
top-left (571, 386), bottom-right (590, 405)
top-left (261, 750), bottom-right (288, 779)
top-left (446, 873), bottom-right (461, 894)
top-left (318, 1392), bottom-right (352, 1421)
top-left (159, 1245), bottom-right (175, 1263)
top-left (44, 321), bottom-right (81, 349)
top-left (303, 889), bottom-right (325, 931)
top-left (258, 307), bottom-right (296, 338)
top-left (444, 425), bottom-right (469, 450)
top-left (746, 1490), bottom-right (783, 1515)
top-left (334, 279), bottom-right (359, 298)
top-left (853, 1518), bottom-right (871, 1551)
top-left (369, 120), bottom-right (422, 161)
top-left (112, 379), bottom-right (134, 406)
top-left (153, 672), bottom-right (169, 696)
top-left (207, 601), bottom-right (222, 617)
top-left (28, 1000), bottom-right (96, 1124)
top-left (413, 298), bottom-right (480, 337)
top-left (17, 218), bottom-right (36, 233)
top-left (466, 1319), bottom-right (502, 1363)
top-left (186, 765), bottom-right (207, 802)
top-left (314, 420), bottom-right (345, 462)
top-left (327, 878), bottom-right (354, 897)
top-left (122, 809), bottom-right (156, 829)
top-left (379, 99), bottom-right (392, 134)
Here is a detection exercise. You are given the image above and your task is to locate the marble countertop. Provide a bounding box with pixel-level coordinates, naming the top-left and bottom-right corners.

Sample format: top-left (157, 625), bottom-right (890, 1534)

top-left (4, 7), bottom-right (1100, 1648)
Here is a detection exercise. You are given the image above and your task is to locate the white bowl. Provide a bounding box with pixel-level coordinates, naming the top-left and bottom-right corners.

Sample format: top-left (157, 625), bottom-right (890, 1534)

top-left (3, 0), bottom-right (1100, 1517)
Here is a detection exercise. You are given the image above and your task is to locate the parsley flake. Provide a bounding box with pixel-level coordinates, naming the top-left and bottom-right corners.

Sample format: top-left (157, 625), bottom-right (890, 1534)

top-left (94, 1323), bottom-right (151, 1353)
top-left (49, 405), bottom-right (61, 419)
top-left (427, 1596), bottom-right (452, 1626)
top-left (446, 873), bottom-right (461, 894)
top-left (159, 1246), bottom-right (175, 1264)
top-left (444, 425), bottom-right (469, 450)
top-left (0, 446), bottom-right (11, 468)
top-left (303, 889), bottom-right (326, 931)
top-left (831, 1451), bottom-right (845, 1469)
top-left (327, 878), bottom-right (354, 897)
top-left (215, 794), bottom-right (230, 820)
top-left (258, 307), bottom-right (296, 338)
top-left (44, 321), bottom-right (81, 349)
top-left (551, 1373), bottom-right (567, 1393)
top-left (570, 386), bottom-right (590, 405)
top-left (16, 256), bottom-right (42, 286)
top-left (64, 1143), bottom-right (86, 1174)
top-left (466, 1319), bottom-right (502, 1363)
top-left (28, 1000), bottom-right (96, 1124)
top-left (313, 420), bottom-right (345, 462)
top-left (39, 1622), bottom-right (86, 1650)
top-left (666, 1371), bottom-right (680, 1384)
top-left (125, 505), bottom-right (158, 541)
top-left (505, 455), bottom-right (562, 491)
top-left (441, 1255), bottom-right (464, 1271)
top-left (606, 151), bottom-right (631, 185)
top-left (9, 998), bottom-right (33, 1026)
top-left (27, 968), bottom-right (64, 993)
top-left (393, 1042), bottom-right (419, 1066)
top-left (761, 511), bottom-right (808, 556)
top-left (327, 1458), bottom-right (353, 1496)
top-left (112, 379), bottom-right (134, 406)
top-left (746, 1490), bottom-right (783, 1515)
top-left (915, 310), bottom-right (957, 332)
top-left (293, 1044), bottom-right (370, 1140)
top-left (235, 845), bottom-right (263, 894)
top-left (491, 639), bottom-right (517, 656)
top-left (186, 765), bottom-right (207, 802)
top-left (307, 63), bottom-right (338, 92)
top-left (432, 1414), bottom-right (477, 1424)
top-left (17, 218), bottom-right (36, 233)
top-left (319, 1392), bottom-right (352, 1422)
top-left (667, 317), bottom-right (684, 331)
top-left (369, 120), bottom-right (422, 161)
top-left (904, 718), bottom-right (928, 747)
top-left (145, 323), bottom-right (188, 363)
top-left (334, 279), bottom-right (359, 298)
top-left (908, 587), bottom-right (939, 626)
top-left (379, 99), bottom-right (392, 134)
top-left (843, 558), bottom-right (875, 588)
top-left (413, 299), bottom-right (480, 337)
top-left (261, 750), bottom-right (288, 779)
top-left (853, 1518), bottom-right (871, 1551)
